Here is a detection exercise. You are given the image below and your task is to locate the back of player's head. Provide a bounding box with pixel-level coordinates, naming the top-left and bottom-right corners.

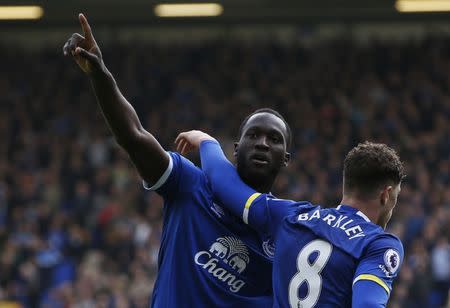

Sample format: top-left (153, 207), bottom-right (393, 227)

top-left (343, 141), bottom-right (405, 197)
top-left (238, 108), bottom-right (292, 148)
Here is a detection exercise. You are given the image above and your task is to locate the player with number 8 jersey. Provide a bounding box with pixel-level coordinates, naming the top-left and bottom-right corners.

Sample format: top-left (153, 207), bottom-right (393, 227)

top-left (175, 131), bottom-right (406, 308)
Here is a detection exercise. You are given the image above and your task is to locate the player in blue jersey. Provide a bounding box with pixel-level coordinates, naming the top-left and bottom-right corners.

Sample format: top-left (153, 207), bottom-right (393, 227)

top-left (175, 131), bottom-right (406, 307)
top-left (63, 14), bottom-right (292, 307)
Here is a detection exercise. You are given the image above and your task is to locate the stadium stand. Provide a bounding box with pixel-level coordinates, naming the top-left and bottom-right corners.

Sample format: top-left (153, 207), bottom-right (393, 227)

top-left (0, 38), bottom-right (449, 307)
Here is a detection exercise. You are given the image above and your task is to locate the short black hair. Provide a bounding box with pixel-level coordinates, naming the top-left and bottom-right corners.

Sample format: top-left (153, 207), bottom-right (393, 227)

top-left (344, 141), bottom-right (405, 196)
top-left (238, 108), bottom-right (292, 148)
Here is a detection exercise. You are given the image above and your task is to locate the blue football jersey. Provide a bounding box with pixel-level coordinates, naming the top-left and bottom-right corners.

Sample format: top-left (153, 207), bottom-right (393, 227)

top-left (245, 195), bottom-right (404, 308)
top-left (198, 140), bottom-right (405, 308)
top-left (144, 152), bottom-right (274, 307)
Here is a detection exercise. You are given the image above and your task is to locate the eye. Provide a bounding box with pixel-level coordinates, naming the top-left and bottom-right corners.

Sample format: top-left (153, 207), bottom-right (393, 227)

top-left (247, 132), bottom-right (257, 139)
top-left (271, 135), bottom-right (282, 143)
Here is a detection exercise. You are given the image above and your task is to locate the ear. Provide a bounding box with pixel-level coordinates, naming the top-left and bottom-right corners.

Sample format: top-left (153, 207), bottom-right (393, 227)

top-left (283, 152), bottom-right (291, 167)
top-left (379, 186), bottom-right (392, 206)
top-left (233, 142), bottom-right (239, 157)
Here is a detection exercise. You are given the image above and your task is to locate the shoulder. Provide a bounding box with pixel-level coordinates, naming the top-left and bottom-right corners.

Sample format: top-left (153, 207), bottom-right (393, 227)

top-left (369, 232), bottom-right (403, 254)
top-left (169, 151), bottom-right (204, 175)
top-left (363, 231), bottom-right (404, 275)
top-left (369, 232), bottom-right (404, 262)
top-left (154, 151), bottom-right (211, 196)
top-left (267, 196), bottom-right (313, 209)
top-left (278, 201), bottom-right (318, 224)
top-left (261, 197), bottom-right (313, 217)
top-left (291, 202), bottom-right (321, 214)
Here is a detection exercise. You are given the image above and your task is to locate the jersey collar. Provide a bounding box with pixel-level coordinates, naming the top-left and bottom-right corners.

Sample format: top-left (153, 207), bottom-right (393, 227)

top-left (336, 204), bottom-right (371, 222)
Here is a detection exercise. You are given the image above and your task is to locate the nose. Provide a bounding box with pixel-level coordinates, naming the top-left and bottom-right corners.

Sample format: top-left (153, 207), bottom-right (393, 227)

top-left (255, 136), bottom-right (269, 150)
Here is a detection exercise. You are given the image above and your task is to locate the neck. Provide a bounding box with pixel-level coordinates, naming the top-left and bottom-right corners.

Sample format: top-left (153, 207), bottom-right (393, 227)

top-left (340, 195), bottom-right (381, 226)
top-left (241, 174), bottom-right (274, 193)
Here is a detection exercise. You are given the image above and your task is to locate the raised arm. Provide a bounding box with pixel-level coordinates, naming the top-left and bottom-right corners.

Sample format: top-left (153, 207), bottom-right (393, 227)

top-left (63, 14), bottom-right (168, 186)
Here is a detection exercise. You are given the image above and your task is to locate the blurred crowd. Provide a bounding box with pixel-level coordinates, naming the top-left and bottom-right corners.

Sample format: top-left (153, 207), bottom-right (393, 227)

top-left (0, 36), bottom-right (449, 307)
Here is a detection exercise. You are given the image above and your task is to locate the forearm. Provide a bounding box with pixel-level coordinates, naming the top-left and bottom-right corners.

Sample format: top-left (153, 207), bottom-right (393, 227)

top-left (88, 67), bottom-right (169, 185)
top-left (200, 141), bottom-right (257, 218)
top-left (89, 67), bottom-right (144, 147)
top-left (64, 14), bottom-right (168, 185)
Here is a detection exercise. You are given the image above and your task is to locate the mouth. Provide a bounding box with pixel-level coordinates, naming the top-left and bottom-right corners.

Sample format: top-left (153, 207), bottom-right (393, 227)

top-left (249, 153), bottom-right (270, 166)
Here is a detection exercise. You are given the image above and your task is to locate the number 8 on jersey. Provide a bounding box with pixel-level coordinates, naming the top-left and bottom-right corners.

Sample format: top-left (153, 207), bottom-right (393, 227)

top-left (288, 240), bottom-right (332, 308)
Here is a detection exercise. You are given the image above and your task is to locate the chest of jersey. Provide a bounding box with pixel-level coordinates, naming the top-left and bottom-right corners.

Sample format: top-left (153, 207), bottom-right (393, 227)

top-left (154, 194), bottom-right (273, 306)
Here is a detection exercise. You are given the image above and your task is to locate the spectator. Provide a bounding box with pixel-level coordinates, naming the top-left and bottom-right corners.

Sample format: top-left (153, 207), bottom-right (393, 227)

top-left (0, 37), bottom-right (449, 307)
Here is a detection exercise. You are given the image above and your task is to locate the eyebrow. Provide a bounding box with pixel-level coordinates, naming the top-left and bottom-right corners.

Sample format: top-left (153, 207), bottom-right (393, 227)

top-left (245, 126), bottom-right (285, 139)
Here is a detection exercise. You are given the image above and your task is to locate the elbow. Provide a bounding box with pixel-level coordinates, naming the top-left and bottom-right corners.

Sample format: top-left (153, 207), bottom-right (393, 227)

top-left (115, 127), bottom-right (146, 150)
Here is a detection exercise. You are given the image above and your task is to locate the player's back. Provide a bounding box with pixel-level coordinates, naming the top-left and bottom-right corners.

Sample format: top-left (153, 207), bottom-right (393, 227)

top-left (272, 204), bottom-right (403, 308)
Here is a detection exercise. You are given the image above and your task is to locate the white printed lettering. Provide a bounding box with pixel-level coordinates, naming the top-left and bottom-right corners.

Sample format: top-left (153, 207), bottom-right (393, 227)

top-left (230, 280), bottom-right (245, 293)
top-left (332, 215), bottom-right (347, 228)
top-left (349, 232), bottom-right (365, 240)
top-left (323, 214), bottom-right (336, 225)
top-left (345, 225), bottom-right (363, 237)
top-left (298, 213), bottom-right (310, 221)
top-left (309, 210), bottom-right (321, 220)
top-left (339, 219), bottom-right (353, 230)
top-left (194, 240), bottom-right (247, 293)
top-left (296, 210), bottom-right (367, 240)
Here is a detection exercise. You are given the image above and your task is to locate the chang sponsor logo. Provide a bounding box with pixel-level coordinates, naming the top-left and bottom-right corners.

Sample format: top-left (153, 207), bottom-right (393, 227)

top-left (194, 236), bottom-right (250, 293)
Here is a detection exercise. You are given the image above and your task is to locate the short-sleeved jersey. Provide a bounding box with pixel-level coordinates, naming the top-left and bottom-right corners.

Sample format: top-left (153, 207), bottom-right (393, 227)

top-left (244, 195), bottom-right (404, 308)
top-left (197, 140), bottom-right (404, 307)
top-left (145, 152), bottom-right (274, 307)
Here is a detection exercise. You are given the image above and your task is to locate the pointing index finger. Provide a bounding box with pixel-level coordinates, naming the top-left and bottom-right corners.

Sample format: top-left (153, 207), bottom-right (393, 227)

top-left (78, 13), bottom-right (95, 43)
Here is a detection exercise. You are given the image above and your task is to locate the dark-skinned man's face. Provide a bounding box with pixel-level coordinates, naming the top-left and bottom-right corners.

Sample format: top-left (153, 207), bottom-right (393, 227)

top-left (235, 113), bottom-right (290, 186)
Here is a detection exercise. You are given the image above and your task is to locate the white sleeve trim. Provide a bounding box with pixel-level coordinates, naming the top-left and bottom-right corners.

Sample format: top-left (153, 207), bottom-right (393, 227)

top-left (143, 153), bottom-right (173, 191)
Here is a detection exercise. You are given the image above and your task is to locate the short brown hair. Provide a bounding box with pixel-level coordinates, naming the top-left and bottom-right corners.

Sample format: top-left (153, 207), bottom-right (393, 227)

top-left (344, 141), bottom-right (405, 196)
